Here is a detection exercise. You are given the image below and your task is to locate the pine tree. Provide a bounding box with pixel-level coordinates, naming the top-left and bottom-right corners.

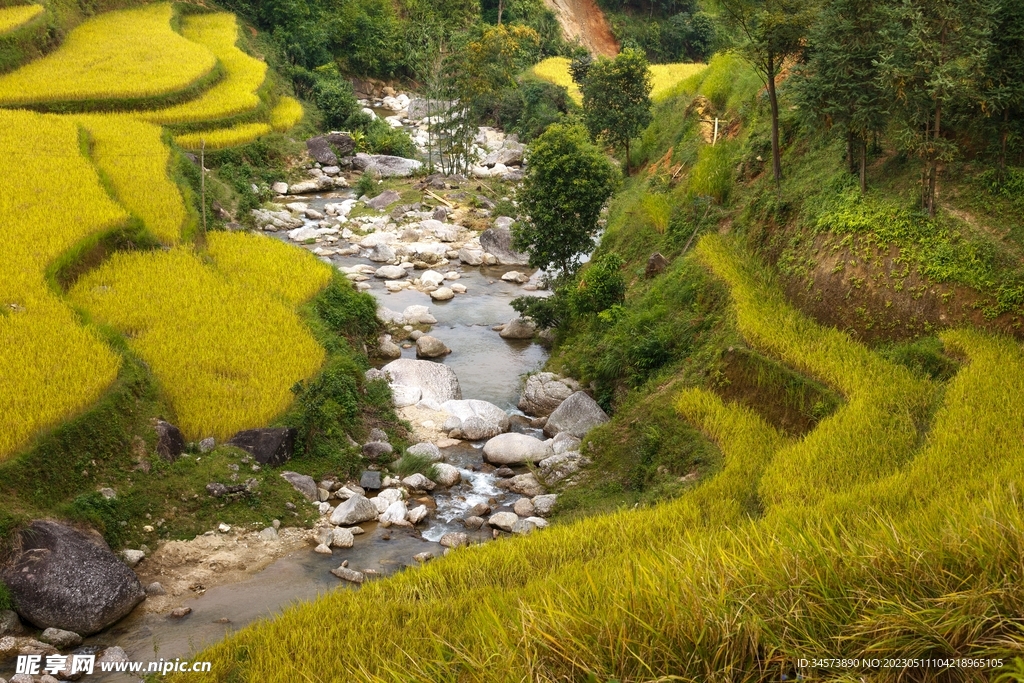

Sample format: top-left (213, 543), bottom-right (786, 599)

top-left (878, 0), bottom-right (996, 216)
top-left (797, 0), bottom-right (886, 193)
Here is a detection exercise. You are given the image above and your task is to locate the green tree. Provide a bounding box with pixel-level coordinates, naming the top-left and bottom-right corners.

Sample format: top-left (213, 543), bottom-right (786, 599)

top-left (718, 0), bottom-right (815, 189)
top-left (579, 48), bottom-right (653, 173)
top-left (878, 0), bottom-right (995, 216)
top-left (797, 0), bottom-right (887, 193)
top-left (513, 123), bottom-right (619, 277)
top-left (983, 0), bottom-right (1024, 180)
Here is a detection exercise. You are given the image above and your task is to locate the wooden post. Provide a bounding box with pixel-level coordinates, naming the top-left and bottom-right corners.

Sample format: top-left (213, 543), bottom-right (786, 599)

top-left (200, 139), bottom-right (207, 235)
top-left (713, 118), bottom-right (719, 146)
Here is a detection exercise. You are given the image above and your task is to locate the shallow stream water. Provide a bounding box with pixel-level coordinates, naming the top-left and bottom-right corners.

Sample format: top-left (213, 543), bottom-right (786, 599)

top-left (61, 190), bottom-right (551, 681)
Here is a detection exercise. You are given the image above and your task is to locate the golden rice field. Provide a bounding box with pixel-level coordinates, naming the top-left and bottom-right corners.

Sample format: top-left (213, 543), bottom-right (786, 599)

top-left (138, 12), bottom-right (267, 126)
top-left (174, 121), bottom-right (272, 150)
top-left (529, 56), bottom-right (707, 105)
top-left (0, 4), bottom-right (216, 107)
top-left (77, 114), bottom-right (188, 244)
top-left (69, 236), bottom-right (331, 440)
top-left (0, 3), bottom-right (43, 34)
top-left (206, 231), bottom-right (331, 305)
top-left (270, 95), bottom-right (303, 132)
top-left (0, 109), bottom-right (125, 460)
top-left (174, 236), bottom-right (1024, 682)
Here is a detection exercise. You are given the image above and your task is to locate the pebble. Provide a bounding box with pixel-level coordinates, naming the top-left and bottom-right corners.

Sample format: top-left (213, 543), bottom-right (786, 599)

top-left (169, 607), bottom-right (192, 618)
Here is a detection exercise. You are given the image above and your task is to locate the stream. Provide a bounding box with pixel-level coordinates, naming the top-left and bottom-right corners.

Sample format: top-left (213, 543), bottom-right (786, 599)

top-left (66, 190), bottom-right (552, 682)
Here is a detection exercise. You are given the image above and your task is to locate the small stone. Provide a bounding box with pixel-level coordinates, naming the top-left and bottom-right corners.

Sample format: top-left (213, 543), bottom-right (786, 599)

top-left (487, 511), bottom-right (519, 532)
top-left (169, 607), bottom-right (192, 618)
top-left (406, 505), bottom-right (429, 524)
top-left (413, 552), bottom-right (433, 563)
top-left (218, 523), bottom-right (231, 533)
top-left (314, 543), bottom-right (333, 555)
top-left (430, 287), bottom-right (455, 301)
top-left (99, 487), bottom-right (116, 500)
top-left (39, 628), bottom-right (83, 649)
top-left (272, 519), bottom-right (281, 529)
top-left (415, 335), bottom-right (451, 359)
top-left (511, 519), bottom-right (538, 535)
top-left (259, 527), bottom-right (278, 541)
top-left (331, 566), bottom-right (365, 583)
top-left (145, 582), bottom-right (167, 596)
top-left (513, 498), bottom-right (535, 517)
top-left (464, 516), bottom-right (485, 530)
top-left (331, 527), bottom-right (355, 549)
top-left (439, 532), bottom-right (469, 548)
top-left (359, 470), bottom-right (382, 490)
top-left (198, 437), bottom-right (216, 453)
top-left (402, 473), bottom-right (436, 492)
top-left (432, 463), bottom-right (461, 487)
top-left (121, 549), bottom-right (145, 567)
top-left (494, 467), bottom-right (515, 478)
top-left (532, 494), bottom-right (558, 517)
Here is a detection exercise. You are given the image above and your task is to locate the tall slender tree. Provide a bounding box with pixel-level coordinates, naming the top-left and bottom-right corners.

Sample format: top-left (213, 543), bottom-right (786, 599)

top-left (579, 48), bottom-right (653, 174)
top-left (718, 0), bottom-right (815, 190)
top-left (796, 0), bottom-right (886, 193)
top-left (878, 0), bottom-right (996, 216)
top-left (984, 0), bottom-right (1024, 181)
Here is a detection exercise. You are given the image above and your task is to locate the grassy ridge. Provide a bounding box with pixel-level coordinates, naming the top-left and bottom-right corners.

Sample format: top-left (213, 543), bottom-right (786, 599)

top-left (0, 4), bottom-right (217, 108)
top-left (171, 236), bottom-right (1024, 682)
top-left (69, 234), bottom-right (332, 440)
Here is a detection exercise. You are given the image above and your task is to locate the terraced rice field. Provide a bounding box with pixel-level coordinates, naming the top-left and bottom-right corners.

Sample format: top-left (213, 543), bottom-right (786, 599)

top-left (0, 4), bottom-right (217, 107)
top-left (138, 12), bottom-right (267, 126)
top-left (0, 3), bottom-right (43, 34)
top-left (0, 109), bottom-right (126, 460)
top-left (175, 121), bottom-right (272, 150)
top-left (69, 236), bottom-right (331, 440)
top-left (529, 56), bottom-right (707, 104)
top-left (270, 96), bottom-right (303, 132)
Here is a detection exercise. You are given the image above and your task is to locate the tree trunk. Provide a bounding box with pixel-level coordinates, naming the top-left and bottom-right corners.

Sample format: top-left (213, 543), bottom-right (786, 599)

top-left (860, 137), bottom-right (867, 194)
top-left (625, 138), bottom-right (631, 175)
top-left (927, 101), bottom-right (941, 218)
top-left (998, 107), bottom-right (1009, 183)
top-left (766, 53), bottom-right (782, 190)
top-left (497, 0), bottom-right (504, 25)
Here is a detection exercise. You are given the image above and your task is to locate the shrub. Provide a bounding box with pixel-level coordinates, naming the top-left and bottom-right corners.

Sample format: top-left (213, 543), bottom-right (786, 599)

top-left (570, 253), bottom-right (626, 315)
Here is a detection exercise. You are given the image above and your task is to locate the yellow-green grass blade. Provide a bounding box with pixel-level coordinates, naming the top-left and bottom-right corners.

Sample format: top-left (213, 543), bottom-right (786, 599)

top-left (138, 12), bottom-right (267, 126)
top-left (0, 4), bottom-right (216, 107)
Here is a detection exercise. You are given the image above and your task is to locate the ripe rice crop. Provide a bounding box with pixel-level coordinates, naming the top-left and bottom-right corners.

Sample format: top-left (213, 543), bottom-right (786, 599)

top-left (0, 4), bottom-right (216, 107)
top-left (138, 13), bottom-right (267, 126)
top-left (695, 234), bottom-right (935, 508)
top-left (206, 231), bottom-right (331, 305)
top-left (0, 109), bottom-right (125, 460)
top-left (530, 57), bottom-right (707, 105)
top-left (76, 114), bottom-right (187, 244)
top-left (175, 121), bottom-right (271, 150)
top-left (269, 96), bottom-right (303, 132)
top-left (0, 4), bottom-right (43, 34)
top-left (70, 235), bottom-right (332, 440)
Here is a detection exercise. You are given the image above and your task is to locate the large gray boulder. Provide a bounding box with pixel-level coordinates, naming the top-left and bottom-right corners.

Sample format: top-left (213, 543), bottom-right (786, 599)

top-left (441, 400), bottom-right (510, 440)
top-left (281, 472), bottom-right (318, 502)
top-left (1, 521), bottom-right (145, 635)
top-left (482, 141), bottom-right (525, 167)
top-left (364, 189), bottom-right (402, 211)
top-left (352, 153), bottom-right (423, 178)
top-left (518, 373), bottom-right (580, 417)
top-left (479, 225), bottom-right (529, 266)
top-left (306, 133), bottom-right (354, 166)
top-left (499, 317), bottom-right (537, 340)
top-left (330, 494), bottom-right (378, 526)
top-left (407, 442), bottom-right (443, 462)
top-left (482, 433), bottom-right (552, 465)
top-left (382, 359), bottom-right (462, 404)
top-left (227, 428), bottom-right (296, 466)
top-left (543, 391), bottom-right (609, 438)
top-left (415, 335), bottom-right (450, 359)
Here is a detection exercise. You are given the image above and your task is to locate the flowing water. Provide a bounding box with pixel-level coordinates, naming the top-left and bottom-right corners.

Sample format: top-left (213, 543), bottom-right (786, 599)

top-left (55, 190), bottom-right (551, 681)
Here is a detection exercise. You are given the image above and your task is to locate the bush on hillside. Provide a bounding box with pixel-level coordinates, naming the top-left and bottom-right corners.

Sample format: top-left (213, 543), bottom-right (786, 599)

top-left (570, 253), bottom-right (626, 315)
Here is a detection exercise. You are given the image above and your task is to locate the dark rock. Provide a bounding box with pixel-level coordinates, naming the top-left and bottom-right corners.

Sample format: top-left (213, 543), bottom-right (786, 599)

top-left (645, 252), bottom-right (670, 278)
top-left (467, 503), bottom-right (492, 517)
top-left (0, 609), bottom-right (23, 636)
top-left (365, 189), bottom-right (402, 211)
top-left (169, 607), bottom-right (191, 618)
top-left (280, 472), bottom-right (318, 502)
top-left (432, 206), bottom-right (449, 221)
top-left (39, 627), bottom-right (82, 649)
top-left (368, 428), bottom-right (389, 443)
top-left (331, 566), bottom-right (365, 583)
top-left (325, 132), bottom-right (355, 156)
top-left (543, 391), bottom-right (610, 438)
top-left (227, 428), bottom-right (296, 467)
top-left (493, 467), bottom-right (516, 478)
top-left (153, 420), bottom-right (185, 462)
top-left (306, 136), bottom-right (338, 166)
top-left (479, 226), bottom-right (529, 266)
top-left (361, 441), bottom-right (394, 461)
top-left (359, 470), bottom-right (382, 491)
top-left (1, 521), bottom-right (145, 635)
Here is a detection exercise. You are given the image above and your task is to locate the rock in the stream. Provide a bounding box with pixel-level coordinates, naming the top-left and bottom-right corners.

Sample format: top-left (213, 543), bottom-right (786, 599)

top-left (430, 286), bottom-right (455, 301)
top-left (501, 270), bottom-right (530, 284)
top-left (331, 566), bottom-right (365, 583)
top-left (439, 532), bottom-right (469, 548)
top-left (382, 359), bottom-right (462, 403)
top-left (0, 610), bottom-right (23, 637)
top-left (352, 153), bottom-right (423, 177)
top-left (458, 247), bottom-right (484, 266)
top-left (227, 428), bottom-right (296, 466)
top-left (281, 472), bottom-right (318, 502)
top-left (368, 244), bottom-right (396, 263)
top-left (499, 317), bottom-right (537, 340)
top-left (511, 519), bottom-right (538, 535)
top-left (39, 628), bottom-right (82, 649)
top-left (331, 528), bottom-right (355, 549)
top-left (441, 399), bottom-right (510, 440)
top-left (379, 500), bottom-right (410, 527)
top-left (153, 420), bottom-right (185, 462)
top-left (479, 225), bottom-right (530, 266)
top-left (544, 391), bottom-right (610, 438)
top-left (364, 189), bottom-right (402, 211)
top-left (532, 494), bottom-right (558, 517)
top-left (406, 505), bottom-right (429, 525)
top-left (432, 463), bottom-right (461, 487)
top-left (375, 265), bottom-right (407, 280)
top-left (360, 471), bottom-right (382, 490)
top-left (482, 433), bottom-right (552, 465)
top-left (487, 512), bottom-right (519, 532)
top-left (498, 473), bottom-right (546, 497)
top-left (1, 521), bottom-right (145, 635)
top-left (378, 338), bottom-right (402, 359)
top-left (401, 473), bottom-right (436, 492)
top-left (407, 442), bottom-right (443, 462)
top-left (551, 432), bottom-right (582, 455)
top-left (272, 181), bottom-right (289, 195)
top-left (415, 335), bottom-right (450, 358)
top-left (513, 498), bottom-right (535, 517)
top-left (330, 494), bottom-right (379, 525)
top-left (314, 544), bottom-right (333, 555)
top-left (518, 373), bottom-right (580, 417)
top-left (463, 516), bottom-right (486, 530)
top-left (538, 452), bottom-right (590, 485)
top-left (402, 305), bottom-right (438, 325)
top-left (493, 466), bottom-right (516, 478)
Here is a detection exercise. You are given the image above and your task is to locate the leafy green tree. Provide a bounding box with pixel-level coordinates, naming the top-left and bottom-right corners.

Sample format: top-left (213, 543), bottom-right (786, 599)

top-left (797, 0), bottom-right (887, 193)
top-left (878, 0), bottom-right (996, 216)
top-left (570, 253), bottom-right (626, 315)
top-left (513, 123), bottom-right (619, 277)
top-left (983, 0), bottom-right (1024, 180)
top-left (579, 48), bottom-right (653, 173)
top-left (718, 0), bottom-right (815, 189)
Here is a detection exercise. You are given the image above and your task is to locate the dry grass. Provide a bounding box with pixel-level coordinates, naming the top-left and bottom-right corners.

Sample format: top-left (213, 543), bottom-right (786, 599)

top-left (69, 234), bottom-right (331, 440)
top-left (0, 4), bottom-right (216, 106)
top-left (138, 12), bottom-right (267, 126)
top-left (0, 3), bottom-right (43, 34)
